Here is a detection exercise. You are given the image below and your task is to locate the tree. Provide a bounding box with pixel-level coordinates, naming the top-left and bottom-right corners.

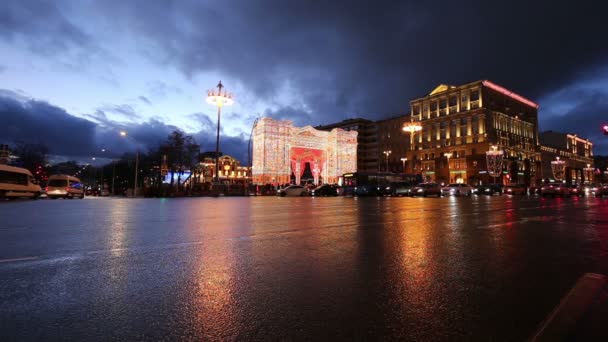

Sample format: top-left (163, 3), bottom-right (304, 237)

top-left (164, 130), bottom-right (200, 192)
top-left (11, 142), bottom-right (49, 181)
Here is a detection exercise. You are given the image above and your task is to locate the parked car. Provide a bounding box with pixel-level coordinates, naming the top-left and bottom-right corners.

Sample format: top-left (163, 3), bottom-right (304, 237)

top-left (47, 175), bottom-right (84, 199)
top-left (568, 184), bottom-right (584, 197)
top-left (595, 184), bottom-right (608, 198)
top-left (504, 184), bottom-right (527, 195)
top-left (311, 184), bottom-right (338, 196)
top-left (277, 185), bottom-right (309, 197)
top-left (540, 183), bottom-right (570, 198)
top-left (476, 184), bottom-right (503, 195)
top-left (391, 182), bottom-right (414, 197)
top-left (441, 183), bottom-right (473, 196)
top-left (411, 183), bottom-right (442, 197)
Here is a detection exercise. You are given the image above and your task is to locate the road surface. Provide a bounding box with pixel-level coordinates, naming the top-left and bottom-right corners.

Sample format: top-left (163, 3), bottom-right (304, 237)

top-left (1, 196), bottom-right (608, 340)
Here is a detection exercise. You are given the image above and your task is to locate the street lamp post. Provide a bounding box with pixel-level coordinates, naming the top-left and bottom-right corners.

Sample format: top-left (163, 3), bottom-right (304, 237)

top-left (583, 163), bottom-right (594, 184)
top-left (119, 130), bottom-right (140, 196)
top-left (444, 152), bottom-right (453, 183)
top-left (400, 157), bottom-right (407, 173)
top-left (383, 150), bottom-right (392, 172)
top-left (206, 81), bottom-right (234, 183)
top-left (402, 117), bottom-right (423, 151)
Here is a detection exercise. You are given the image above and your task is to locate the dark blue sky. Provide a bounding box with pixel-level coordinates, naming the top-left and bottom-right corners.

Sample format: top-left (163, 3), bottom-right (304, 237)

top-left (1, 0), bottom-right (607, 162)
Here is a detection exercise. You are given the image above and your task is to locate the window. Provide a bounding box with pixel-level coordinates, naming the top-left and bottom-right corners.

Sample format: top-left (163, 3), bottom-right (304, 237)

top-left (0, 170), bottom-right (28, 185)
top-left (470, 90), bottom-right (480, 101)
top-left (413, 106), bottom-right (420, 116)
top-left (449, 96), bottom-right (457, 106)
top-left (48, 179), bottom-right (67, 187)
top-left (440, 99), bottom-right (447, 109)
top-left (430, 102), bottom-right (437, 111)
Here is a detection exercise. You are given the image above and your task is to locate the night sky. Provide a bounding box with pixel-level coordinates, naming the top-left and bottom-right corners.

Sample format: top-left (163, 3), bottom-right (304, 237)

top-left (1, 0), bottom-right (607, 163)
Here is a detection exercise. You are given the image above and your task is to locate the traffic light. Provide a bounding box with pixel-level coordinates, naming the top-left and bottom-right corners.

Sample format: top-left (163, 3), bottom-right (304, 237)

top-left (603, 124), bottom-right (608, 135)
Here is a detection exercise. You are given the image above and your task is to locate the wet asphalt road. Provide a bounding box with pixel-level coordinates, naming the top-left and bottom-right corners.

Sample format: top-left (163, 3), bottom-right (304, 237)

top-left (1, 195), bottom-right (608, 341)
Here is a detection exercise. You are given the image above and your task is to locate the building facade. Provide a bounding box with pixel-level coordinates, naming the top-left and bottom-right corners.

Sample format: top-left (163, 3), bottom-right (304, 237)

top-left (539, 131), bottom-right (594, 183)
top-left (405, 80), bottom-right (541, 185)
top-left (316, 118), bottom-right (378, 172)
top-left (375, 115), bottom-right (411, 172)
top-left (197, 153), bottom-right (251, 183)
top-left (253, 118), bottom-right (357, 185)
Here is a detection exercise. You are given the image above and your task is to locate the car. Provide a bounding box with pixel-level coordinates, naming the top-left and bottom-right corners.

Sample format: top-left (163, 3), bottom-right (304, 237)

top-left (46, 175), bottom-right (85, 199)
top-left (476, 184), bottom-right (503, 195)
top-left (391, 182), bottom-right (414, 197)
top-left (595, 184), bottom-right (608, 198)
top-left (504, 184), bottom-right (527, 195)
top-left (311, 184), bottom-right (338, 196)
top-left (586, 183), bottom-right (600, 196)
top-left (277, 185), bottom-right (309, 197)
top-left (441, 183), bottom-right (473, 196)
top-left (540, 183), bottom-right (570, 198)
top-left (0, 164), bottom-right (43, 199)
top-left (411, 183), bottom-right (442, 197)
top-left (568, 184), bottom-right (584, 197)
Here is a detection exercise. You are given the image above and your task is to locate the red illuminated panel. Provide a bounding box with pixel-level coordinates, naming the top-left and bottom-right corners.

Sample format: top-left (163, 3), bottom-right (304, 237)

top-left (482, 80), bottom-right (539, 109)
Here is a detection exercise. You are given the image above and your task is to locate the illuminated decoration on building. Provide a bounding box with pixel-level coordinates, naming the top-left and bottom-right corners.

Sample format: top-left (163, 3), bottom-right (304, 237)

top-left (252, 118), bottom-right (357, 185)
top-left (486, 145), bottom-right (504, 181)
top-left (551, 156), bottom-right (566, 181)
top-left (196, 154), bottom-right (251, 183)
top-left (482, 80), bottom-right (539, 109)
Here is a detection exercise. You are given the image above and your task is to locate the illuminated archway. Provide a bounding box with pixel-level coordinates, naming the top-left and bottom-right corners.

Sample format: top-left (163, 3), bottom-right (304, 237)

top-left (252, 118), bottom-right (357, 185)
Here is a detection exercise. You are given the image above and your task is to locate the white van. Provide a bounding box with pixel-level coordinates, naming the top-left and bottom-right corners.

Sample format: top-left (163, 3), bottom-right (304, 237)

top-left (47, 175), bottom-right (85, 199)
top-left (0, 164), bottom-right (43, 199)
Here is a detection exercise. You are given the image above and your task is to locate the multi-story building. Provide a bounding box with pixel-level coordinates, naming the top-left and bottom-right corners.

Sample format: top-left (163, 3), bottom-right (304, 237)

top-left (375, 115), bottom-right (411, 172)
top-left (197, 152), bottom-right (251, 183)
top-left (406, 80), bottom-right (541, 185)
top-left (316, 118), bottom-right (378, 172)
top-left (539, 131), bottom-right (594, 183)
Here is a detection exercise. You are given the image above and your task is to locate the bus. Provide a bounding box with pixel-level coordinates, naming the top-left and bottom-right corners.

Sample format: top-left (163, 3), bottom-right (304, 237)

top-left (0, 164), bottom-right (43, 199)
top-left (342, 172), bottom-right (422, 196)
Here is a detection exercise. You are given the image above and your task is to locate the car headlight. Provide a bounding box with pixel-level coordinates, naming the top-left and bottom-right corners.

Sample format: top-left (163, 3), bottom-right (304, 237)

top-left (485, 189), bottom-right (490, 192)
top-left (417, 189), bottom-right (423, 193)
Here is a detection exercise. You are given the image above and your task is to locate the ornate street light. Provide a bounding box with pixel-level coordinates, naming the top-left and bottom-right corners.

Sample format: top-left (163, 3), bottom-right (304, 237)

top-left (383, 150), bottom-right (392, 172)
top-left (486, 145), bottom-right (504, 184)
top-left (551, 156), bottom-right (566, 181)
top-left (402, 118), bottom-right (422, 150)
top-left (206, 81), bottom-right (234, 183)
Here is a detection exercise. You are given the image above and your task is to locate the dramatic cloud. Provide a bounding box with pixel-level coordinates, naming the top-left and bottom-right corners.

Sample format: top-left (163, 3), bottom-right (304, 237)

top-left (0, 0), bottom-right (93, 55)
top-left (0, 91), bottom-right (248, 163)
top-left (138, 96), bottom-right (152, 105)
top-left (0, 0), bottom-right (607, 155)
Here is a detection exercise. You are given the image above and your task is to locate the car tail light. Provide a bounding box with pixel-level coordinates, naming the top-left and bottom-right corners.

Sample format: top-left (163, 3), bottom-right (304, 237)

top-left (45, 187), bottom-right (48, 191)
top-left (65, 187), bottom-right (70, 192)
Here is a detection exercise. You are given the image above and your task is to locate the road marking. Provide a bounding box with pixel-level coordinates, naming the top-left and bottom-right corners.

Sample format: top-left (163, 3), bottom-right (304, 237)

top-left (0, 256), bottom-right (39, 263)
